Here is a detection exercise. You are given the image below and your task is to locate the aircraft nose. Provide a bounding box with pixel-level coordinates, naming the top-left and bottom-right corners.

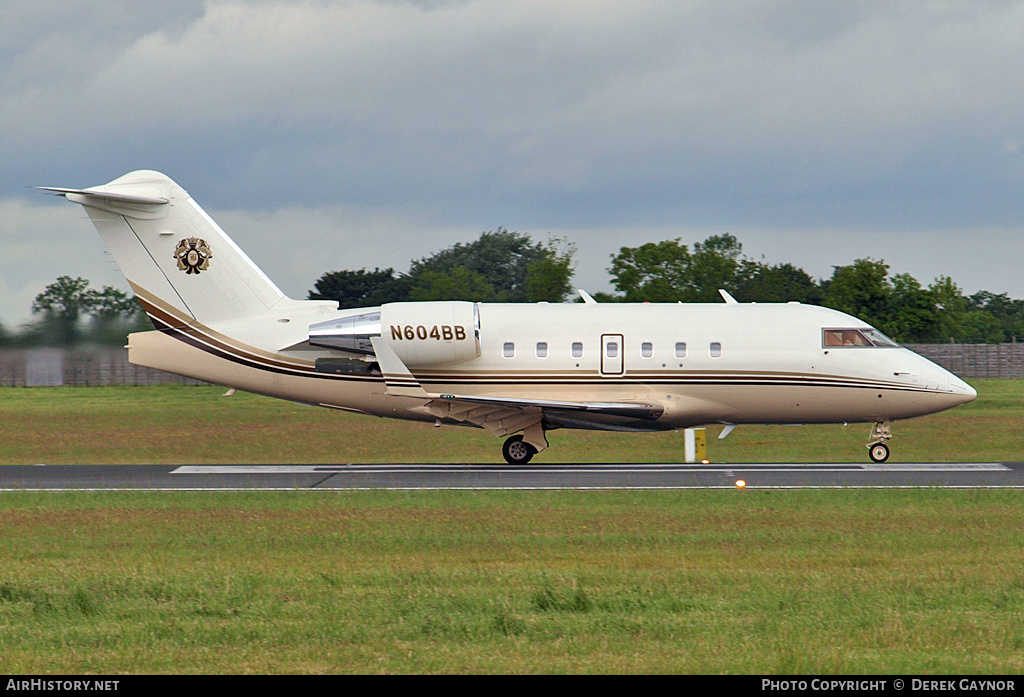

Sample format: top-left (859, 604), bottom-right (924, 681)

top-left (947, 374), bottom-right (977, 405)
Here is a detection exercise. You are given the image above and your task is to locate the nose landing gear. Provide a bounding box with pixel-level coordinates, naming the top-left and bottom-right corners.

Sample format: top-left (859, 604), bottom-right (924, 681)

top-left (866, 421), bottom-right (892, 463)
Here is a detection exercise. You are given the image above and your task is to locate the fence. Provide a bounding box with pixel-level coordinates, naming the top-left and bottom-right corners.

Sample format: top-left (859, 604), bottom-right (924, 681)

top-left (0, 344), bottom-right (1022, 387)
top-left (0, 348), bottom-right (207, 387)
top-left (904, 343), bottom-right (1024, 380)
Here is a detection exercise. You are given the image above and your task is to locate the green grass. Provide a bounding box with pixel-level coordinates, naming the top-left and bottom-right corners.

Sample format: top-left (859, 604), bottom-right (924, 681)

top-left (0, 489), bottom-right (1022, 673)
top-left (1, 384), bottom-right (1022, 673)
top-left (0, 380), bottom-right (1020, 464)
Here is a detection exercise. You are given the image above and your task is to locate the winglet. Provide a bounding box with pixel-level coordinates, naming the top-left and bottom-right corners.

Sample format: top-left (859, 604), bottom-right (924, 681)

top-left (370, 337), bottom-right (431, 398)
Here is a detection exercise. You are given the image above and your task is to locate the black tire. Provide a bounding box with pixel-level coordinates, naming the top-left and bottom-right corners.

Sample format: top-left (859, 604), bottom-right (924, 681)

top-left (869, 442), bottom-right (890, 463)
top-left (502, 435), bottom-right (536, 465)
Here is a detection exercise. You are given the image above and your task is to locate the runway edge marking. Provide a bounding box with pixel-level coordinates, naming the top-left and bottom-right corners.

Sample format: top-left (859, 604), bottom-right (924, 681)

top-left (169, 463), bottom-right (1012, 475)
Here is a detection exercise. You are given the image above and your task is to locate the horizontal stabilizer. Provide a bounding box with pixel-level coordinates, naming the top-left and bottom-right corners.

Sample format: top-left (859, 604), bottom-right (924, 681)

top-left (36, 186), bottom-right (169, 205)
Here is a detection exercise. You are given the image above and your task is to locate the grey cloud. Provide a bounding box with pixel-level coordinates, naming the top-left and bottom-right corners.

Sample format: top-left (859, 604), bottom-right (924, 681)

top-left (6, 1), bottom-right (1024, 209)
top-left (3, 1), bottom-right (1024, 325)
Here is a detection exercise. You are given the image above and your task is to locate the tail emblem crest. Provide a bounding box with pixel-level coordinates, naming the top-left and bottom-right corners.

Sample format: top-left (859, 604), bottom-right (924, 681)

top-left (174, 238), bottom-right (213, 275)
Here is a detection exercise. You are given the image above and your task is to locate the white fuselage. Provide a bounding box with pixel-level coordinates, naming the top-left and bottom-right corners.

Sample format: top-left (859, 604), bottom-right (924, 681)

top-left (126, 298), bottom-right (976, 432)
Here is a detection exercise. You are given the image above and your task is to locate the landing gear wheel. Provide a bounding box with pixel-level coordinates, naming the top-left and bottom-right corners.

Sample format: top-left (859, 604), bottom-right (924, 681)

top-left (865, 421), bottom-right (893, 464)
top-left (502, 435), bottom-right (536, 465)
top-left (869, 442), bottom-right (890, 463)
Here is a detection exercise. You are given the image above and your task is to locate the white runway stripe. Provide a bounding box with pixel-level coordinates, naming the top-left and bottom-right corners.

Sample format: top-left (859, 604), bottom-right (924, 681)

top-left (170, 463), bottom-right (1011, 475)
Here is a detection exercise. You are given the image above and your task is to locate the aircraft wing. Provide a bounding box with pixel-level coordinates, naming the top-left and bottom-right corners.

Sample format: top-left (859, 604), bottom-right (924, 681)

top-left (422, 393), bottom-right (663, 442)
top-left (368, 337), bottom-right (664, 439)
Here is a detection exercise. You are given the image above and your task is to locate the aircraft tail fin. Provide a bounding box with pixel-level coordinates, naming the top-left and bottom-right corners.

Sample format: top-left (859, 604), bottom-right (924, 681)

top-left (42, 170), bottom-right (312, 329)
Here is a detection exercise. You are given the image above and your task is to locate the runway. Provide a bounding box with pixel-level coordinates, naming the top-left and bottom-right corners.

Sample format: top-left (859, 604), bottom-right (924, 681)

top-left (1, 462), bottom-right (1023, 490)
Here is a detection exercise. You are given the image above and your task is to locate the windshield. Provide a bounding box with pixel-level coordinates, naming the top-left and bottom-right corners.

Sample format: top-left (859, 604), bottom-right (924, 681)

top-left (862, 328), bottom-right (900, 347)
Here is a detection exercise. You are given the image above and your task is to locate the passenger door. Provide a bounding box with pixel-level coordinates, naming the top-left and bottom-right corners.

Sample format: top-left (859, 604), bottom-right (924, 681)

top-left (600, 334), bottom-right (624, 376)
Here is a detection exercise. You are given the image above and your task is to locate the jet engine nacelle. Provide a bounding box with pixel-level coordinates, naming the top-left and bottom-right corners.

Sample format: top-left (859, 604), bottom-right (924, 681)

top-left (380, 301), bottom-right (481, 367)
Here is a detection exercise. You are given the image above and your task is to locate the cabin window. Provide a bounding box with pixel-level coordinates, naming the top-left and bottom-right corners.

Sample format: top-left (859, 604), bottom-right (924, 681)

top-left (641, 342), bottom-right (653, 358)
top-left (571, 342), bottom-right (583, 358)
top-left (503, 342), bottom-right (515, 358)
top-left (710, 342), bottom-right (722, 358)
top-left (606, 342), bottom-right (618, 358)
top-left (674, 342), bottom-right (687, 358)
top-left (536, 342), bottom-right (548, 358)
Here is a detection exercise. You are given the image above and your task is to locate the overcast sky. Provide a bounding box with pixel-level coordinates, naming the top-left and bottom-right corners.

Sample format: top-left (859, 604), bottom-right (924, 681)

top-left (3, 0), bottom-right (1023, 327)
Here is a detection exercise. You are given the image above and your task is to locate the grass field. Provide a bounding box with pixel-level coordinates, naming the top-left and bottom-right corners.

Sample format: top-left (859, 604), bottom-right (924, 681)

top-left (0, 379), bottom-right (1019, 464)
top-left (0, 489), bottom-right (1023, 674)
top-left (0, 382), bottom-right (1022, 674)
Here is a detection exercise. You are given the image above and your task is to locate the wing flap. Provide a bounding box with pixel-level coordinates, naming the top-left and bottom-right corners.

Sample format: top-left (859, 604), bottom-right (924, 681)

top-left (423, 393), bottom-right (663, 439)
top-left (431, 393), bottom-right (664, 420)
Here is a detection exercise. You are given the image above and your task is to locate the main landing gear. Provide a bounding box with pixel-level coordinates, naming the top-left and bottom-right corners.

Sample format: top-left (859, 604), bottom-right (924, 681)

top-left (502, 435), bottom-right (537, 465)
top-left (866, 421), bottom-right (892, 463)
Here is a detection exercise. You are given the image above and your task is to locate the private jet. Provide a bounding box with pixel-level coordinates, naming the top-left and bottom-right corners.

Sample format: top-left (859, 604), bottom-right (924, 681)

top-left (41, 171), bottom-right (977, 464)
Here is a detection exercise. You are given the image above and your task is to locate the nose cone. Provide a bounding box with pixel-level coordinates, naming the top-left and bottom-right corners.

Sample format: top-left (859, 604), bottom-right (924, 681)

top-left (902, 350), bottom-right (977, 415)
top-left (947, 374), bottom-right (977, 405)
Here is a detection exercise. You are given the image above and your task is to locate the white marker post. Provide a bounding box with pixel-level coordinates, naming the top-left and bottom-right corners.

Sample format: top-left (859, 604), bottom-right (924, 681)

top-left (684, 428), bottom-right (707, 463)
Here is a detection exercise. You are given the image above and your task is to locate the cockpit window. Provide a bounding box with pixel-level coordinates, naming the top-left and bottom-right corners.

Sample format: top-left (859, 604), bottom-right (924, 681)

top-left (823, 329), bottom-right (871, 346)
top-left (862, 328), bottom-right (900, 347)
top-left (823, 328), bottom-right (900, 348)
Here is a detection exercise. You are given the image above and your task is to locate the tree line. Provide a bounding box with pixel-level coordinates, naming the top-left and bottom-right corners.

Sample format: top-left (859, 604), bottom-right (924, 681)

top-left (603, 234), bottom-right (1022, 343)
top-left (308, 228), bottom-right (576, 306)
top-left (0, 276), bottom-right (151, 348)
top-left (309, 229), bottom-right (1024, 344)
top-left (4, 229), bottom-right (1022, 347)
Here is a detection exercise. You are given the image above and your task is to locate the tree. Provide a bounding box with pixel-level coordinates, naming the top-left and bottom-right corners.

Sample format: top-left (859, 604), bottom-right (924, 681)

top-left (960, 309), bottom-right (1004, 344)
top-left (886, 273), bottom-right (937, 343)
top-left (687, 233), bottom-right (744, 302)
top-left (734, 261), bottom-right (823, 304)
top-left (87, 287), bottom-right (142, 321)
top-left (409, 268), bottom-right (497, 302)
top-left (31, 276), bottom-right (93, 344)
top-left (928, 276), bottom-right (1002, 343)
top-left (308, 268), bottom-right (412, 308)
top-left (822, 259), bottom-right (892, 332)
top-left (309, 230), bottom-right (575, 306)
top-left (31, 276), bottom-right (92, 322)
top-left (608, 239), bottom-right (692, 302)
top-left (610, 233), bottom-right (757, 302)
top-left (524, 243), bottom-right (576, 303)
top-left (29, 276), bottom-right (144, 346)
top-left (409, 228), bottom-right (574, 303)
top-left (968, 291), bottom-right (1024, 342)
top-left (928, 275), bottom-right (969, 342)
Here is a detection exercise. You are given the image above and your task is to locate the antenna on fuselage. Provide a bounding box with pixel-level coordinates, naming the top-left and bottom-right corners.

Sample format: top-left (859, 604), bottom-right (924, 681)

top-left (578, 289), bottom-right (597, 304)
top-left (718, 289), bottom-right (738, 304)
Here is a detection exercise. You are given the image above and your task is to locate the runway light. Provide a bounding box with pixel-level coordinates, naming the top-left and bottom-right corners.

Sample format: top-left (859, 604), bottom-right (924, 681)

top-left (702, 459), bottom-right (710, 464)
top-left (735, 479), bottom-right (746, 489)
